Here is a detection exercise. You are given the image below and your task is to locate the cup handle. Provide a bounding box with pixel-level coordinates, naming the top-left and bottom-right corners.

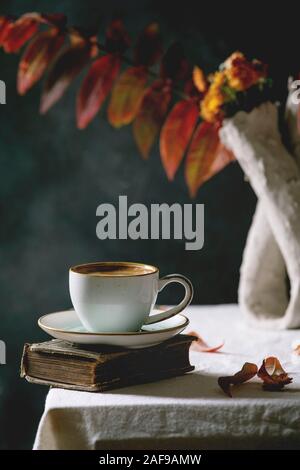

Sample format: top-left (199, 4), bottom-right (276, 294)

top-left (144, 274), bottom-right (194, 325)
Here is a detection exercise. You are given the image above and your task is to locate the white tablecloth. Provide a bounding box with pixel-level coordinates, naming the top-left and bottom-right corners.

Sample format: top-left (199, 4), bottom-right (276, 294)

top-left (33, 305), bottom-right (300, 450)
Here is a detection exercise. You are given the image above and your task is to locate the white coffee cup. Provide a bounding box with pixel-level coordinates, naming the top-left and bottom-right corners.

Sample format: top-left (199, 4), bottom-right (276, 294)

top-left (69, 261), bottom-right (193, 333)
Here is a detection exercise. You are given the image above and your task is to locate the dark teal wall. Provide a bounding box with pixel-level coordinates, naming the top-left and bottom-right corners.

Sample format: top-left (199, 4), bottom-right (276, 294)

top-left (0, 0), bottom-right (297, 449)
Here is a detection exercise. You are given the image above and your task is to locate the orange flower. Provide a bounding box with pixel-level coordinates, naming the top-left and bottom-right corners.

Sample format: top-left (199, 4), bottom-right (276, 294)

top-left (224, 52), bottom-right (267, 91)
top-left (200, 52), bottom-right (268, 123)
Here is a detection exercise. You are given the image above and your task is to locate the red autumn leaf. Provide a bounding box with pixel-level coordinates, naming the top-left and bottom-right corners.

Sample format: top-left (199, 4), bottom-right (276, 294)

top-left (160, 42), bottom-right (189, 82)
top-left (40, 41), bottom-right (93, 114)
top-left (134, 23), bottom-right (162, 66)
top-left (160, 99), bottom-right (198, 180)
top-left (218, 363), bottom-right (258, 398)
top-left (185, 121), bottom-right (235, 197)
top-left (133, 79), bottom-right (171, 159)
top-left (105, 19), bottom-right (130, 54)
top-left (2, 16), bottom-right (38, 53)
top-left (17, 29), bottom-right (65, 95)
top-left (0, 16), bottom-right (14, 45)
top-left (258, 357), bottom-right (293, 391)
top-left (187, 330), bottom-right (224, 353)
top-left (107, 66), bottom-right (148, 128)
top-left (77, 54), bottom-right (121, 129)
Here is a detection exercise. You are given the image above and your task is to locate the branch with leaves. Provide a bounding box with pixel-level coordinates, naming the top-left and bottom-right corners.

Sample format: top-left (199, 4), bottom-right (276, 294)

top-left (2, 12), bottom-right (272, 196)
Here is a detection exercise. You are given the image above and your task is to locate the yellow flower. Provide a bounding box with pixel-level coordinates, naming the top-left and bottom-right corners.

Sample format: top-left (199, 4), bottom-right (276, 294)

top-left (200, 86), bottom-right (224, 123)
top-left (199, 52), bottom-right (268, 123)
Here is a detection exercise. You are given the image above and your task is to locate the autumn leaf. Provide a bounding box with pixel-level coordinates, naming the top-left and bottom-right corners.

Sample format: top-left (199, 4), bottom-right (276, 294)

top-left (160, 42), bottom-right (189, 82)
top-left (258, 357), bottom-right (293, 391)
top-left (77, 54), bottom-right (121, 129)
top-left (0, 16), bottom-right (14, 46)
top-left (40, 41), bottom-right (93, 114)
top-left (185, 121), bottom-right (235, 197)
top-left (2, 16), bottom-right (38, 53)
top-left (17, 29), bottom-right (65, 95)
top-left (218, 363), bottom-right (258, 397)
top-left (133, 79), bottom-right (171, 159)
top-left (134, 23), bottom-right (162, 66)
top-left (160, 99), bottom-right (198, 180)
top-left (107, 66), bottom-right (148, 128)
top-left (187, 330), bottom-right (224, 353)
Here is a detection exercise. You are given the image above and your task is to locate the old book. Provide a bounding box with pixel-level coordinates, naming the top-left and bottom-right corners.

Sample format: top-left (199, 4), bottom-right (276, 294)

top-left (20, 334), bottom-right (195, 392)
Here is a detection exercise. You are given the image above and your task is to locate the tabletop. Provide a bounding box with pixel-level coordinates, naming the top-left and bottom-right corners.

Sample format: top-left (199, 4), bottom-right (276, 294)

top-left (33, 304), bottom-right (300, 450)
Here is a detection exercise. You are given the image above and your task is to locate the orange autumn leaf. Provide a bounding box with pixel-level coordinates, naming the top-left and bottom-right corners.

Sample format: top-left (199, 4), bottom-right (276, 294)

top-left (218, 363), bottom-right (258, 398)
top-left (77, 54), bottom-right (121, 129)
top-left (107, 66), bottom-right (148, 128)
top-left (185, 121), bottom-right (235, 197)
top-left (40, 41), bottom-right (93, 114)
top-left (187, 330), bottom-right (224, 353)
top-left (17, 29), bottom-right (65, 95)
top-left (257, 357), bottom-right (293, 391)
top-left (160, 99), bottom-right (198, 180)
top-left (193, 66), bottom-right (207, 93)
top-left (133, 80), bottom-right (171, 159)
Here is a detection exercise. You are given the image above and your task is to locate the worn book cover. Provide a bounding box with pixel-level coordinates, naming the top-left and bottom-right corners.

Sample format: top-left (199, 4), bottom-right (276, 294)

top-left (21, 334), bottom-right (195, 392)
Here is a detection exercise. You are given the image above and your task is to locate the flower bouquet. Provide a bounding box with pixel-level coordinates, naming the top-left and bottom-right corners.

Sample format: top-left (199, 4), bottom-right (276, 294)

top-left (202, 53), bottom-right (300, 329)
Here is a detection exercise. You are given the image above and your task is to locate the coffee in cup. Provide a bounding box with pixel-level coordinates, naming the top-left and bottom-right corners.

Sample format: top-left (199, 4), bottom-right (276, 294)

top-left (69, 261), bottom-right (193, 333)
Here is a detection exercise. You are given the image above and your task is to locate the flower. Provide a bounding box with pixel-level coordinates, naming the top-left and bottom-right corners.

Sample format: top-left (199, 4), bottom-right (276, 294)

top-left (224, 52), bottom-right (267, 91)
top-left (200, 52), bottom-right (268, 123)
top-left (200, 71), bottom-right (227, 123)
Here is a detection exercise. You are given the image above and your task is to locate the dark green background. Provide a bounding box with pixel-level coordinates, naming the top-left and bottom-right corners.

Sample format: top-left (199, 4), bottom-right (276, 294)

top-left (0, 0), bottom-right (298, 449)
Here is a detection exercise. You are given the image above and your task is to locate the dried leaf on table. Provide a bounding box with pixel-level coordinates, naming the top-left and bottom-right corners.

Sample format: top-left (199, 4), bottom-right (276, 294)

top-left (292, 340), bottom-right (300, 355)
top-left (257, 357), bottom-right (293, 391)
top-left (187, 330), bottom-right (224, 353)
top-left (218, 362), bottom-right (258, 397)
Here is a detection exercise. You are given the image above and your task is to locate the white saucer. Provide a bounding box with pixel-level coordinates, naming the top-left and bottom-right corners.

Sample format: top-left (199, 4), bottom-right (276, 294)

top-left (38, 309), bottom-right (189, 348)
